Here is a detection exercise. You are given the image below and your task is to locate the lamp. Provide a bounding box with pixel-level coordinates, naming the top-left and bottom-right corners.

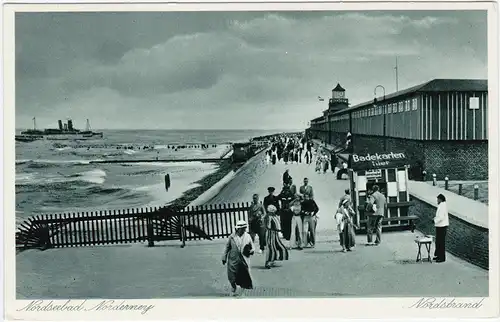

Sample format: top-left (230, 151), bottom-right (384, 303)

top-left (374, 85), bottom-right (387, 151)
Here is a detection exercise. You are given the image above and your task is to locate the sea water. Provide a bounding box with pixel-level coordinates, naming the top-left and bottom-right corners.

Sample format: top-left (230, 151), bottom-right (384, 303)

top-left (15, 129), bottom-right (281, 224)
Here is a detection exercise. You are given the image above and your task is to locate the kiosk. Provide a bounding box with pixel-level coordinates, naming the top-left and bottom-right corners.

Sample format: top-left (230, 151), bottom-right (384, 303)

top-left (347, 151), bottom-right (416, 232)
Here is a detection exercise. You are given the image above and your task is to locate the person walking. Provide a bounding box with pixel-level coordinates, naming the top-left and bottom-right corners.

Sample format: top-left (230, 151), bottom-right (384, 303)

top-left (315, 154), bottom-right (322, 173)
top-left (322, 155), bottom-right (329, 174)
top-left (338, 189), bottom-right (351, 208)
top-left (301, 194), bottom-right (319, 247)
top-left (263, 187), bottom-right (280, 212)
top-left (335, 206), bottom-right (346, 251)
top-left (433, 194), bottom-right (449, 263)
top-left (248, 194), bottom-right (266, 254)
top-left (265, 150), bottom-right (271, 165)
top-left (365, 188), bottom-right (377, 245)
top-left (299, 177), bottom-right (314, 200)
top-left (338, 199), bottom-right (356, 252)
top-left (282, 169), bottom-right (292, 186)
top-left (330, 153), bottom-right (337, 173)
top-left (222, 220), bottom-right (255, 296)
top-left (278, 183), bottom-right (294, 241)
top-left (289, 197), bottom-right (303, 250)
top-left (264, 205), bottom-right (289, 269)
top-left (336, 161), bottom-right (348, 180)
top-left (369, 185), bottom-right (387, 245)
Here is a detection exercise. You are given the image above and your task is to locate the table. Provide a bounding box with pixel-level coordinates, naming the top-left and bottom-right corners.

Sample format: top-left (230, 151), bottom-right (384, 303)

top-left (415, 236), bottom-right (433, 263)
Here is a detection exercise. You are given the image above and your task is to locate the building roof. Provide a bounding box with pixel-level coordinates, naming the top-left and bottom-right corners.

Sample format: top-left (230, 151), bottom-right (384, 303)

top-left (332, 79), bottom-right (487, 116)
top-left (332, 83), bottom-right (345, 92)
top-left (311, 115), bottom-right (325, 122)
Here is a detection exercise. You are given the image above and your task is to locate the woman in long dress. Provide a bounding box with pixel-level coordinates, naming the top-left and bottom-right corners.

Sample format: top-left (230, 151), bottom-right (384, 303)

top-left (338, 199), bottom-right (356, 252)
top-left (222, 220), bottom-right (255, 295)
top-left (265, 205), bottom-right (289, 269)
top-left (315, 153), bottom-right (322, 172)
top-left (322, 155), bottom-right (329, 173)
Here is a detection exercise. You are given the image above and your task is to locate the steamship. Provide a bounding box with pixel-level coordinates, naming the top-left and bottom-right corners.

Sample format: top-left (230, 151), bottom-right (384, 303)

top-left (15, 118), bottom-right (104, 142)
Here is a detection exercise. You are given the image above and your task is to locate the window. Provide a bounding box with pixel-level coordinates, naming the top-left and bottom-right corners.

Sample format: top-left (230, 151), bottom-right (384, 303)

top-left (392, 103), bottom-right (396, 113)
top-left (405, 100), bottom-right (411, 112)
top-left (398, 101), bottom-right (403, 112)
top-left (412, 98), bottom-right (418, 110)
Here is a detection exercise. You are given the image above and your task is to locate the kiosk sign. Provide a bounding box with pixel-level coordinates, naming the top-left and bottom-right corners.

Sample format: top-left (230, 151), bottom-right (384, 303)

top-left (349, 152), bottom-right (408, 170)
top-left (365, 169), bottom-right (382, 179)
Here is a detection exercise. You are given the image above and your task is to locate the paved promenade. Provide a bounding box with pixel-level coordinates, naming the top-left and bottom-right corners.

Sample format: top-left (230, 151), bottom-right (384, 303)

top-left (17, 154), bottom-right (488, 299)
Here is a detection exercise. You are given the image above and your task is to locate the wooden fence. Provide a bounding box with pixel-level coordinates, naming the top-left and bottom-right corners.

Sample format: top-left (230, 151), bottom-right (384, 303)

top-left (16, 202), bottom-right (251, 252)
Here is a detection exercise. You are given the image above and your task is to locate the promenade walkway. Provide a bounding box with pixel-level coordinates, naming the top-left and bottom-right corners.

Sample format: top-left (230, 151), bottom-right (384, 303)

top-left (16, 154), bottom-right (488, 299)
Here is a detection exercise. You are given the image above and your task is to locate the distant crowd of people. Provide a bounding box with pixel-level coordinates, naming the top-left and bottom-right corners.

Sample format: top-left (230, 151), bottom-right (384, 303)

top-left (264, 134), bottom-right (349, 180)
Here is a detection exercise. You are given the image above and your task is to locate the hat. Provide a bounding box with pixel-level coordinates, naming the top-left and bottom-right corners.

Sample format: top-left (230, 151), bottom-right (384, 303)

top-left (267, 205), bottom-right (277, 213)
top-left (235, 220), bottom-right (248, 229)
top-left (267, 187), bottom-right (275, 192)
top-left (342, 199), bottom-right (349, 205)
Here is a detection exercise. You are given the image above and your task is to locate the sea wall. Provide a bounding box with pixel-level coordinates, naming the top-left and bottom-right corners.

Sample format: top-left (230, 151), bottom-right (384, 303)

top-left (408, 181), bottom-right (489, 270)
top-left (187, 147), bottom-right (268, 207)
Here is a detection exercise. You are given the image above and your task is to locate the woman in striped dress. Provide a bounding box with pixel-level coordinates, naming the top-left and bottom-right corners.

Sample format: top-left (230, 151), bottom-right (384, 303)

top-left (265, 205), bottom-right (289, 269)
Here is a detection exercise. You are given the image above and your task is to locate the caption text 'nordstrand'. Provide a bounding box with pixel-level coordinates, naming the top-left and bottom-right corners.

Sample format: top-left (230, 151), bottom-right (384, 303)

top-left (410, 297), bottom-right (485, 309)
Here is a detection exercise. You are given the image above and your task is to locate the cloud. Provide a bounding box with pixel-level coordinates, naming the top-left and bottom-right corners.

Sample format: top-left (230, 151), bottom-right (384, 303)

top-left (15, 11), bottom-right (486, 130)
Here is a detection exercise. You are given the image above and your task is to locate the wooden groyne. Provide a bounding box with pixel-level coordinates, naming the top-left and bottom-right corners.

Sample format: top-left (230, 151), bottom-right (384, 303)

top-left (88, 158), bottom-right (227, 164)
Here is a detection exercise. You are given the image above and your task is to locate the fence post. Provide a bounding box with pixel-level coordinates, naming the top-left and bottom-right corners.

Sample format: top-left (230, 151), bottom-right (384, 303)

top-left (444, 176), bottom-right (449, 190)
top-left (422, 170), bottom-right (427, 182)
top-left (39, 222), bottom-right (52, 251)
top-left (458, 183), bottom-right (463, 195)
top-left (180, 215), bottom-right (186, 248)
top-left (432, 174), bottom-right (437, 186)
top-left (147, 218), bottom-right (155, 247)
top-left (474, 184), bottom-right (479, 200)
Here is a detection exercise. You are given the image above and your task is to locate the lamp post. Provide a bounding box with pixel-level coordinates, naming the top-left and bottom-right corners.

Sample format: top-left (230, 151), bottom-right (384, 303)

top-left (374, 85), bottom-right (387, 151)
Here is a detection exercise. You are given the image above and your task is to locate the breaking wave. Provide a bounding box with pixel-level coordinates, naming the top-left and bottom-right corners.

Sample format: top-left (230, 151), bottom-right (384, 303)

top-left (16, 159), bottom-right (104, 168)
top-left (16, 168), bottom-right (107, 186)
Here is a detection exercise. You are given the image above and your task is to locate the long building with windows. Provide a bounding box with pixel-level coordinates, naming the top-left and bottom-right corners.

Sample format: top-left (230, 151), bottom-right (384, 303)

top-left (307, 79), bottom-right (488, 180)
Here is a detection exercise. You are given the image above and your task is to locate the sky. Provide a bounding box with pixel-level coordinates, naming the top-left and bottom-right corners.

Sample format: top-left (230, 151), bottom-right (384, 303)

top-left (15, 10), bottom-right (487, 130)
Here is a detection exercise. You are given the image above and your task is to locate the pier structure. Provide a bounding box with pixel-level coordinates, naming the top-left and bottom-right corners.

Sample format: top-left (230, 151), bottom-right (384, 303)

top-left (17, 148), bottom-right (488, 298)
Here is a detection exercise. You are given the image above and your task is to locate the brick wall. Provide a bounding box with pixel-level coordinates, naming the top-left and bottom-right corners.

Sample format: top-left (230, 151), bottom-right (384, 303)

top-left (349, 134), bottom-right (487, 180)
top-left (330, 132), bottom-right (345, 146)
top-left (409, 195), bottom-right (488, 270)
top-left (424, 141), bottom-right (488, 180)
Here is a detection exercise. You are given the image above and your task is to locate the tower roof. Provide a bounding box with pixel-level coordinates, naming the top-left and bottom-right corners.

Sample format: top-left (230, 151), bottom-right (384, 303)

top-left (332, 83), bottom-right (345, 92)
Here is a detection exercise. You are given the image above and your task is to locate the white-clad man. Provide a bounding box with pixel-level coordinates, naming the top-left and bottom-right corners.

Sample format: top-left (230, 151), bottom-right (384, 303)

top-left (433, 194), bottom-right (449, 263)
